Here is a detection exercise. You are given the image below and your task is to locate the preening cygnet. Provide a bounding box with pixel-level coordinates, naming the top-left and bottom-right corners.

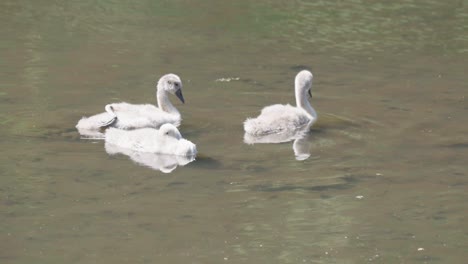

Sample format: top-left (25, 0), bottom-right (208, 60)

top-left (76, 73), bottom-right (185, 133)
top-left (105, 124), bottom-right (197, 156)
top-left (244, 70), bottom-right (317, 136)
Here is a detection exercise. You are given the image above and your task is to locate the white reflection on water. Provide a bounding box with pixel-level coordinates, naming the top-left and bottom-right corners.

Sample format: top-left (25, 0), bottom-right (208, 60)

top-left (105, 142), bottom-right (196, 173)
top-left (244, 124), bottom-right (311, 161)
top-left (292, 135), bottom-right (311, 161)
top-left (76, 127), bottom-right (106, 139)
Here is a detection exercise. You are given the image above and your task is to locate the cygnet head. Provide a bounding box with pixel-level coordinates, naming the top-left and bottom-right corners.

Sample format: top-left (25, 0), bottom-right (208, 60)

top-left (159, 123), bottom-right (182, 140)
top-left (157, 73), bottom-right (184, 103)
top-left (295, 70), bottom-right (313, 98)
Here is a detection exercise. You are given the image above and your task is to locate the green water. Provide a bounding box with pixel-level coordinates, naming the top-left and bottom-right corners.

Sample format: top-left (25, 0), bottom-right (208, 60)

top-left (1, 1), bottom-right (467, 263)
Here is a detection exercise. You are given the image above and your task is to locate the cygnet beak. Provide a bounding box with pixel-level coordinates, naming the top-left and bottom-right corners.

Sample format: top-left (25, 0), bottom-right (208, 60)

top-left (175, 89), bottom-right (185, 104)
top-left (308, 89), bottom-right (312, 98)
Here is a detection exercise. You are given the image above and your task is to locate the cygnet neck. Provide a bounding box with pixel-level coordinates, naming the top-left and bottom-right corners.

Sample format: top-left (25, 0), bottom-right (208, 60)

top-left (157, 87), bottom-right (180, 116)
top-left (295, 81), bottom-right (316, 119)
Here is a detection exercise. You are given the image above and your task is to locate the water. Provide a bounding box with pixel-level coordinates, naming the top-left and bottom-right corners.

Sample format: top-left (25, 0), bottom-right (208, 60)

top-left (1, 0), bottom-right (467, 263)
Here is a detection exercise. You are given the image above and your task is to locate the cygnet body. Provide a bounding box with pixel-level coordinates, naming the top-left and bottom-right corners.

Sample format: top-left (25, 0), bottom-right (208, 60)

top-left (105, 124), bottom-right (197, 156)
top-left (76, 73), bottom-right (185, 132)
top-left (243, 70), bottom-right (317, 136)
top-left (243, 122), bottom-right (311, 145)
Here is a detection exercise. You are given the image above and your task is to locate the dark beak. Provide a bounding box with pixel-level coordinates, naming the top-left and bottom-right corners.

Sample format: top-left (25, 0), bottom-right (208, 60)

top-left (308, 89), bottom-right (312, 98)
top-left (175, 89), bottom-right (185, 104)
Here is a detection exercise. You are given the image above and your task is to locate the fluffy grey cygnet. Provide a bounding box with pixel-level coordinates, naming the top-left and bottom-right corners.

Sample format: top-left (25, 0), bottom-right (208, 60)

top-left (76, 73), bottom-right (185, 132)
top-left (244, 70), bottom-right (317, 136)
top-left (105, 124), bottom-right (197, 157)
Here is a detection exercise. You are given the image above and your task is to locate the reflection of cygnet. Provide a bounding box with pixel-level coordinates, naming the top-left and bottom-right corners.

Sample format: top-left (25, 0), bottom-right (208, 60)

top-left (105, 124), bottom-right (197, 156)
top-left (293, 136), bottom-right (311, 161)
top-left (76, 128), bottom-right (105, 139)
top-left (105, 143), bottom-right (195, 173)
top-left (244, 124), bottom-right (311, 161)
top-left (244, 70), bottom-right (317, 136)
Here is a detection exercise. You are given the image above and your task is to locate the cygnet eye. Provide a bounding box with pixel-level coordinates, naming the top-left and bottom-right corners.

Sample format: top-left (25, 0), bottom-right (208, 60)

top-left (174, 82), bottom-right (179, 87)
top-left (165, 132), bottom-right (169, 135)
top-left (167, 81), bottom-right (172, 85)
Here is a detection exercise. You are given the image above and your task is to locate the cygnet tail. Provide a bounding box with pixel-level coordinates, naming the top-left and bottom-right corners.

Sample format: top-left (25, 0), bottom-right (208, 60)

top-left (76, 116), bottom-right (97, 130)
top-left (76, 112), bottom-right (116, 130)
top-left (243, 118), bottom-right (258, 135)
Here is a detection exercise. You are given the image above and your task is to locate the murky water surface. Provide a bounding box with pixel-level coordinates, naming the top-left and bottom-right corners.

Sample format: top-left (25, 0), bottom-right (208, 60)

top-left (1, 1), bottom-right (467, 263)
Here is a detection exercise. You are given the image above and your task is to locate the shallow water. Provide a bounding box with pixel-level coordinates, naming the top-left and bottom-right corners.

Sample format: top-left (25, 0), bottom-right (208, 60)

top-left (1, 1), bottom-right (467, 263)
